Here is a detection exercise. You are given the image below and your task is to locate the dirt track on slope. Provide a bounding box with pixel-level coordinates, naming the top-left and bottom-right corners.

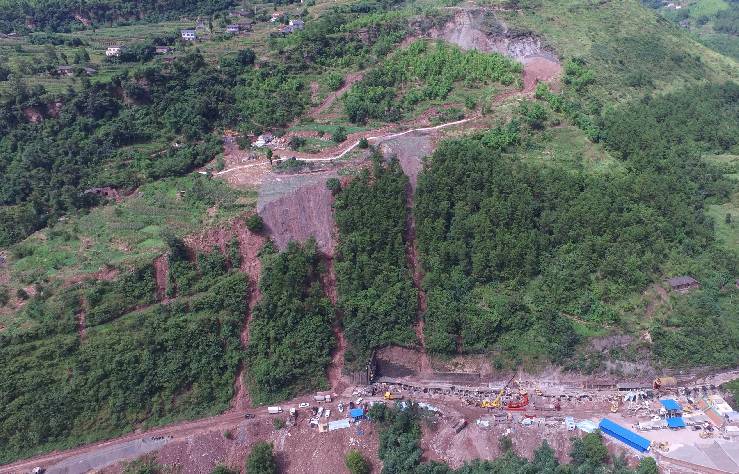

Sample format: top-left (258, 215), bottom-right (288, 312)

top-left (310, 71), bottom-right (365, 118)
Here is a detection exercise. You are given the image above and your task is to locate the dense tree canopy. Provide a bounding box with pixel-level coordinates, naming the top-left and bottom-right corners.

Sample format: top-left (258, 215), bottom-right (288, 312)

top-left (0, 50), bottom-right (305, 246)
top-left (334, 155), bottom-right (417, 366)
top-left (247, 240), bottom-right (335, 404)
top-left (415, 82), bottom-right (738, 364)
top-left (0, 0), bottom-right (234, 34)
top-left (0, 252), bottom-right (247, 463)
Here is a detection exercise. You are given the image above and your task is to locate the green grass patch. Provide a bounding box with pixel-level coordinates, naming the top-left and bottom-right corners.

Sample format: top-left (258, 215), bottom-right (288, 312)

top-left (516, 125), bottom-right (623, 174)
top-left (689, 0), bottom-right (730, 18)
top-left (8, 175), bottom-right (254, 287)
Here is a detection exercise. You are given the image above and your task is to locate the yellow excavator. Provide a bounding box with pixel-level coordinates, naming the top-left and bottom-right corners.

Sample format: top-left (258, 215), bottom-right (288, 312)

top-left (482, 374), bottom-right (516, 409)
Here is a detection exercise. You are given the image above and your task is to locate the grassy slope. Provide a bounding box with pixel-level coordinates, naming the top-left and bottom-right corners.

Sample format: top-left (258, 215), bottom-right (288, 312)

top-left (473, 0), bottom-right (738, 361)
top-left (0, 176), bottom-right (254, 333)
top-left (491, 0), bottom-right (737, 101)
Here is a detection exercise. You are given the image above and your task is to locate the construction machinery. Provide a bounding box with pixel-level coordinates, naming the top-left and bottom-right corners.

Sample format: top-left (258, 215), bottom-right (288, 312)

top-left (506, 391), bottom-right (529, 411)
top-left (482, 374), bottom-right (517, 410)
top-left (610, 397), bottom-right (620, 413)
top-left (384, 391), bottom-right (403, 400)
top-left (653, 376), bottom-right (677, 391)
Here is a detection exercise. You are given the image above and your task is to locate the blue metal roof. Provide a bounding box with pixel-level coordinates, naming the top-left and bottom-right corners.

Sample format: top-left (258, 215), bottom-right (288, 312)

top-left (660, 399), bottom-right (682, 411)
top-left (599, 418), bottom-right (651, 452)
top-left (667, 417), bottom-right (685, 428)
top-left (349, 408), bottom-right (364, 418)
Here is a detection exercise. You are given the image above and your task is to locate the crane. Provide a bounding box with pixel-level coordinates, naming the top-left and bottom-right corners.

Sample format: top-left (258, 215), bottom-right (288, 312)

top-left (482, 373), bottom-right (516, 409)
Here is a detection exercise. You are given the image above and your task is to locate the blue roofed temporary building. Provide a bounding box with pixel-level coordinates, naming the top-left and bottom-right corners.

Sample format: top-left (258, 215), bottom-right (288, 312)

top-left (599, 418), bottom-right (651, 452)
top-left (350, 408), bottom-right (365, 420)
top-left (661, 399), bottom-right (682, 412)
top-left (661, 399), bottom-right (683, 419)
top-left (667, 417), bottom-right (686, 429)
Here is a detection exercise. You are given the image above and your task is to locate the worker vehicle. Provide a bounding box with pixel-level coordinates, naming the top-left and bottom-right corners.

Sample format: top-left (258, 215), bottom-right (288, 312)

top-left (325, 409), bottom-right (331, 418)
top-left (267, 406), bottom-right (282, 414)
top-left (244, 413), bottom-right (255, 419)
top-left (298, 402), bottom-right (310, 409)
top-left (384, 392), bottom-right (403, 400)
top-left (535, 389), bottom-right (543, 396)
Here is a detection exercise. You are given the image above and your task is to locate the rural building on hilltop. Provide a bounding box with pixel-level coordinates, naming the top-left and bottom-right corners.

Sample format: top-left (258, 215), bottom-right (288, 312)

top-left (181, 29), bottom-right (197, 41)
top-left (56, 65), bottom-right (74, 76)
top-left (155, 46), bottom-right (171, 54)
top-left (226, 24), bottom-right (241, 33)
top-left (278, 19), bottom-right (305, 35)
top-left (105, 46), bottom-right (122, 57)
top-left (667, 276), bottom-right (699, 293)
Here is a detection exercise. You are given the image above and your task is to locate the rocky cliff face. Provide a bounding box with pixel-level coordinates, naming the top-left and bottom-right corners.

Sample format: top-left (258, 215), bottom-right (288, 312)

top-left (429, 9), bottom-right (557, 63)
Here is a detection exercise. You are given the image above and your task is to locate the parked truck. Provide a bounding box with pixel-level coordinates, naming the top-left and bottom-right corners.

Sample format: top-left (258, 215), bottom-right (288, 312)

top-left (267, 406), bottom-right (282, 414)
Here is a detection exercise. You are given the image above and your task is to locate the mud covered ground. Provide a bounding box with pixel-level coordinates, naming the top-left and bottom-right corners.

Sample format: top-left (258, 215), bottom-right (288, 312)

top-left (259, 178), bottom-right (337, 255)
top-left (102, 416), bottom-right (382, 474)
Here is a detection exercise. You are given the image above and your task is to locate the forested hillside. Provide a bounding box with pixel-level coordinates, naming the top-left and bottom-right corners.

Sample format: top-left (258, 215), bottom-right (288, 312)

top-left (0, 0), bottom-right (737, 466)
top-left (0, 248), bottom-right (247, 463)
top-left (416, 82), bottom-right (739, 367)
top-left (334, 156), bottom-right (417, 366)
top-left (0, 0), bottom-right (233, 33)
top-left (247, 240), bottom-right (335, 405)
top-left (0, 50), bottom-right (303, 246)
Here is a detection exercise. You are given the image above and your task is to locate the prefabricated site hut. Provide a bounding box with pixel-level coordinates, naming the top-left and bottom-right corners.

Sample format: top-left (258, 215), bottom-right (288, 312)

top-left (660, 399), bottom-right (683, 418)
top-left (350, 408), bottom-right (365, 421)
top-left (599, 418), bottom-right (651, 453)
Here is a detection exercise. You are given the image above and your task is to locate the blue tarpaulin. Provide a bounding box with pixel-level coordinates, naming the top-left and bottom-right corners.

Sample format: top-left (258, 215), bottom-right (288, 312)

top-left (350, 408), bottom-right (364, 420)
top-left (660, 399), bottom-right (682, 411)
top-left (599, 418), bottom-right (651, 452)
top-left (667, 417), bottom-right (685, 428)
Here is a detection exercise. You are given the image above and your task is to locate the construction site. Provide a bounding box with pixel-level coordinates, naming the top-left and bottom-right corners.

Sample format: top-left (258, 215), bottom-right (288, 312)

top-left (6, 365), bottom-right (738, 474)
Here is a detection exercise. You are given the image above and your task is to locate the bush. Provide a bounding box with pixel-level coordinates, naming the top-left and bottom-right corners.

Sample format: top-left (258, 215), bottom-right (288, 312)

top-left (0, 286), bottom-right (9, 306)
top-left (326, 72), bottom-right (345, 91)
top-left (246, 442), bottom-right (278, 474)
top-left (272, 418), bottom-right (286, 430)
top-left (332, 126), bottom-right (348, 143)
top-left (326, 178), bottom-right (342, 195)
top-left (288, 136), bottom-right (306, 150)
top-left (345, 450), bottom-right (370, 474)
top-left (358, 137), bottom-right (369, 149)
top-left (246, 214), bottom-right (265, 233)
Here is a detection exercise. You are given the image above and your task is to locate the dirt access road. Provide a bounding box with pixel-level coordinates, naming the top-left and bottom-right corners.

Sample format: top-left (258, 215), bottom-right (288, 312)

top-left (6, 360), bottom-right (739, 474)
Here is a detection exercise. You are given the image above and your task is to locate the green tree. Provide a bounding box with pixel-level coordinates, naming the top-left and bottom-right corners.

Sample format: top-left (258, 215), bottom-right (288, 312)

top-left (211, 466), bottom-right (236, 474)
top-left (332, 126), bottom-right (348, 143)
top-left (498, 435), bottom-right (513, 453)
top-left (570, 432), bottom-right (609, 468)
top-left (246, 442), bottom-right (278, 474)
top-left (637, 457), bottom-right (658, 474)
top-left (345, 450), bottom-right (370, 474)
top-left (246, 214), bottom-right (264, 233)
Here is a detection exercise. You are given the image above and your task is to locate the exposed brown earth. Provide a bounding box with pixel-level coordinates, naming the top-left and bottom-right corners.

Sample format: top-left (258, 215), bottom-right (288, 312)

top-left (259, 182), bottom-right (337, 255)
top-left (153, 254), bottom-right (169, 302)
